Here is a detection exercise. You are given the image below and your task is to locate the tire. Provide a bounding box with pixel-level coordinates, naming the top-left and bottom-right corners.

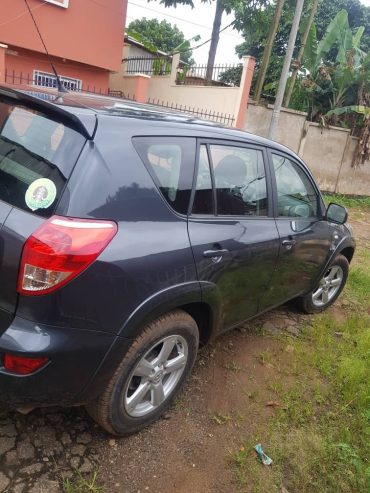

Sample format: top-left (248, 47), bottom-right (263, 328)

top-left (299, 254), bottom-right (349, 314)
top-left (86, 310), bottom-right (199, 436)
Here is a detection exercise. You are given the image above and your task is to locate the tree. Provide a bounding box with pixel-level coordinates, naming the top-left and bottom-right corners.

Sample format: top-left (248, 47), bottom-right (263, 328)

top-left (315, 0), bottom-right (370, 57)
top-left (254, 0), bottom-right (285, 103)
top-left (151, 0), bottom-right (266, 83)
top-left (300, 10), bottom-right (368, 121)
top-left (127, 18), bottom-right (194, 65)
top-left (284, 0), bottom-right (320, 107)
top-left (234, 0), bottom-right (370, 102)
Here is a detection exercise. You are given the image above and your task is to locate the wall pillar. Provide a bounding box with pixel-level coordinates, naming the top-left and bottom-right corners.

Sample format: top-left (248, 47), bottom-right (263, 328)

top-left (171, 53), bottom-right (180, 83)
top-left (234, 56), bottom-right (256, 129)
top-left (0, 44), bottom-right (8, 83)
top-left (130, 74), bottom-right (150, 103)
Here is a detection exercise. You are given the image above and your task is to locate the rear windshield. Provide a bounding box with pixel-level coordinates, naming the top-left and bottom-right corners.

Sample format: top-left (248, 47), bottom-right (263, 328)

top-left (0, 99), bottom-right (86, 217)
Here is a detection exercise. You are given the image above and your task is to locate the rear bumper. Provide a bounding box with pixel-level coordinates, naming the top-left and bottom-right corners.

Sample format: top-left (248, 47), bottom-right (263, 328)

top-left (0, 315), bottom-right (131, 409)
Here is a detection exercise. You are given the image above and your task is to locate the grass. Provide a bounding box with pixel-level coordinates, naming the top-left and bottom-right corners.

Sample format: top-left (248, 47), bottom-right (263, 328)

top-left (212, 412), bottom-right (232, 425)
top-left (224, 361), bottom-right (243, 373)
top-left (322, 193), bottom-right (370, 212)
top-left (61, 471), bottom-right (102, 493)
top-left (230, 203), bottom-right (370, 492)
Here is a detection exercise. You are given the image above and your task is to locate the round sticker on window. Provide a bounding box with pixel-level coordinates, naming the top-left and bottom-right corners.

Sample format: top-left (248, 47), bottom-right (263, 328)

top-left (25, 178), bottom-right (57, 211)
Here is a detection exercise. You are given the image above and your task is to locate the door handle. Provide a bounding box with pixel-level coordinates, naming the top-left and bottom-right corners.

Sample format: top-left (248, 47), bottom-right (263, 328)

top-left (203, 249), bottom-right (229, 258)
top-left (282, 239), bottom-right (296, 250)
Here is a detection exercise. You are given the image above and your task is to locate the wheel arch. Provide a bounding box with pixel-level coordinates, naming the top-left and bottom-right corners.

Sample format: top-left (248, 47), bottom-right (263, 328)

top-left (339, 246), bottom-right (354, 264)
top-left (80, 283), bottom-right (219, 403)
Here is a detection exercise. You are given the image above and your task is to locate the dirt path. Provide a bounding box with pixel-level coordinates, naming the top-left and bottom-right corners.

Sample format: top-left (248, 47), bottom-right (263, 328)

top-left (0, 212), bottom-right (368, 493)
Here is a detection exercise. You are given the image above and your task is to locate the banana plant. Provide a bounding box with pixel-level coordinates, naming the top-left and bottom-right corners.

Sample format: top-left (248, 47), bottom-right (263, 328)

top-left (300, 9), bottom-right (367, 122)
top-left (326, 105), bottom-right (370, 118)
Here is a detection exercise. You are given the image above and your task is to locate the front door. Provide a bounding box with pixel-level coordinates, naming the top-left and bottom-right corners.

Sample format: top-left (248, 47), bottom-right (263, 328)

top-left (188, 142), bottom-right (280, 331)
top-left (261, 151), bottom-right (331, 309)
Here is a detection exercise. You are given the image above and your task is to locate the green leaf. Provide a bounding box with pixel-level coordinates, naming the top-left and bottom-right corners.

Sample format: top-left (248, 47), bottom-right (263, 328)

top-left (326, 105), bottom-right (370, 117)
top-left (336, 28), bottom-right (353, 66)
top-left (125, 29), bottom-right (159, 54)
top-left (353, 27), bottom-right (365, 49)
top-left (316, 10), bottom-right (348, 69)
top-left (303, 23), bottom-right (318, 73)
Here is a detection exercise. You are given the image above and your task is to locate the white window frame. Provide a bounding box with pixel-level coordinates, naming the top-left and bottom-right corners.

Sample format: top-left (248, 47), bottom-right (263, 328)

top-left (43, 0), bottom-right (69, 8)
top-left (33, 70), bottom-right (82, 91)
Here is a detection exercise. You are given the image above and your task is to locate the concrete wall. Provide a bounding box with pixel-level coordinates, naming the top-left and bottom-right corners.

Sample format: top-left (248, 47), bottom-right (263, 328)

top-left (0, 0), bottom-right (126, 71)
top-left (243, 103), bottom-right (370, 196)
top-left (109, 53), bottom-right (256, 123)
top-left (4, 47), bottom-right (109, 92)
top-left (244, 103), bottom-right (307, 153)
top-left (336, 136), bottom-right (370, 196)
top-left (147, 76), bottom-right (240, 115)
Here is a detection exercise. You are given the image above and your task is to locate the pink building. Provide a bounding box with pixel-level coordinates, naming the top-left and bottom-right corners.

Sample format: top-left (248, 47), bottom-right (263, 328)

top-left (0, 0), bottom-right (127, 92)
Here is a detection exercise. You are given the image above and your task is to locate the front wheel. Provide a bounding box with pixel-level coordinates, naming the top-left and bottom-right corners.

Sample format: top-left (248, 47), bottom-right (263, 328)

top-left (299, 254), bottom-right (349, 314)
top-left (86, 310), bottom-right (199, 435)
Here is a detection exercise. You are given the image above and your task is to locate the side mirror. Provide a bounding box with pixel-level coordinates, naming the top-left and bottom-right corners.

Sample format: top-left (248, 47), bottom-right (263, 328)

top-left (326, 203), bottom-right (348, 224)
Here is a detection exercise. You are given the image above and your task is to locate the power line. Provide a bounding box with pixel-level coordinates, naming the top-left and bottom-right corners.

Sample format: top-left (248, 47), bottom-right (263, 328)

top-left (175, 21), bottom-right (235, 54)
top-left (127, 0), bottom-right (242, 40)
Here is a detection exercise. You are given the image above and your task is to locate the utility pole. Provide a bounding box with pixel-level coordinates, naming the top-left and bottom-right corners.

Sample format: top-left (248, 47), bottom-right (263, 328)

top-left (268, 0), bottom-right (305, 140)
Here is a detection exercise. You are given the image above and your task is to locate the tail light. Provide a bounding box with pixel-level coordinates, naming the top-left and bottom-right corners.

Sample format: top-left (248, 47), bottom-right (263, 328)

top-left (3, 353), bottom-right (49, 375)
top-left (17, 216), bottom-right (117, 296)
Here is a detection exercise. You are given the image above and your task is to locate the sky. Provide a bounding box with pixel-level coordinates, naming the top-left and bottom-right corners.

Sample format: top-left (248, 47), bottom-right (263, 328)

top-left (127, 0), bottom-right (370, 65)
top-left (126, 0), bottom-right (244, 64)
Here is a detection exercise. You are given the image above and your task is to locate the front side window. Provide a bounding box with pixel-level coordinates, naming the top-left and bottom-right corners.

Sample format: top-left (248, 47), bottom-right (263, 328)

top-left (0, 100), bottom-right (85, 217)
top-left (272, 154), bottom-right (318, 218)
top-left (133, 137), bottom-right (195, 214)
top-left (210, 144), bottom-right (268, 216)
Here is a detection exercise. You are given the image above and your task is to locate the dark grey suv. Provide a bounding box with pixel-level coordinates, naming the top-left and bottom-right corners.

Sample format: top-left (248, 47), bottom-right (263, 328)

top-left (0, 85), bottom-right (355, 435)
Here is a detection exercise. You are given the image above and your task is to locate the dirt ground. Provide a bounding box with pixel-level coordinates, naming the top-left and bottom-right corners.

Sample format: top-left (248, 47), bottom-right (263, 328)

top-left (0, 211), bottom-right (369, 493)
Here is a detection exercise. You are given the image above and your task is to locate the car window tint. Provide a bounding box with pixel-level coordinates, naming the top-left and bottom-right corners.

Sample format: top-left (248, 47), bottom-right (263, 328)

top-left (133, 137), bottom-right (195, 215)
top-left (192, 145), bottom-right (213, 214)
top-left (0, 100), bottom-right (86, 217)
top-left (209, 145), bottom-right (267, 216)
top-left (272, 154), bottom-right (318, 218)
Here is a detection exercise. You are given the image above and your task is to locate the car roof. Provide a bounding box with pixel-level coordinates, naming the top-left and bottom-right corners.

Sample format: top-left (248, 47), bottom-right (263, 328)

top-left (0, 83), bottom-right (296, 156)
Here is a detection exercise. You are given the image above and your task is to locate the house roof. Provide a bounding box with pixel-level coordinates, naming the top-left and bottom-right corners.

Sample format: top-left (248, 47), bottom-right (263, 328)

top-left (124, 35), bottom-right (168, 57)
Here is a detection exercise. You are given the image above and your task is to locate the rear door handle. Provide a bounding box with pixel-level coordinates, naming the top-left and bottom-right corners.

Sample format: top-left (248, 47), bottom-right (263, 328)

top-left (203, 249), bottom-right (229, 258)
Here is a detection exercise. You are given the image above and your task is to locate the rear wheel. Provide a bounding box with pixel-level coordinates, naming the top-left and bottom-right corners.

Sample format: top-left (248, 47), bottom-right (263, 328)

top-left (86, 310), bottom-right (199, 435)
top-left (299, 254), bottom-right (349, 314)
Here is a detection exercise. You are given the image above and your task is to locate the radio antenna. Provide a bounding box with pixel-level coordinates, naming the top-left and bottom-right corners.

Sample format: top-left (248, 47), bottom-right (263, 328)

top-left (24, 0), bottom-right (67, 93)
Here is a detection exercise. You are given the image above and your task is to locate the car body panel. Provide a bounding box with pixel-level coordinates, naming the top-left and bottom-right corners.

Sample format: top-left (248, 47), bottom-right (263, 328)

top-left (188, 217), bottom-right (280, 329)
top-left (0, 315), bottom-right (122, 408)
top-left (0, 84), bottom-right (356, 409)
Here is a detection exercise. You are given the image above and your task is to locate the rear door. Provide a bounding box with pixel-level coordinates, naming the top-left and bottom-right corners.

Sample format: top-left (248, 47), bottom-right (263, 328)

top-left (188, 140), bottom-right (280, 331)
top-left (0, 96), bottom-right (86, 332)
top-left (260, 150), bottom-right (331, 309)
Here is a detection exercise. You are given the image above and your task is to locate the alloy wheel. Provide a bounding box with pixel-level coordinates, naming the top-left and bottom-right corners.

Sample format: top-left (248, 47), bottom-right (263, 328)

top-left (312, 265), bottom-right (344, 307)
top-left (124, 335), bottom-right (188, 418)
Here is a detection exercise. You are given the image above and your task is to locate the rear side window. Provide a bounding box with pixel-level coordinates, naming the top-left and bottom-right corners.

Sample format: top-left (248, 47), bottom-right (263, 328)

top-left (0, 100), bottom-right (86, 217)
top-left (133, 137), bottom-right (196, 215)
